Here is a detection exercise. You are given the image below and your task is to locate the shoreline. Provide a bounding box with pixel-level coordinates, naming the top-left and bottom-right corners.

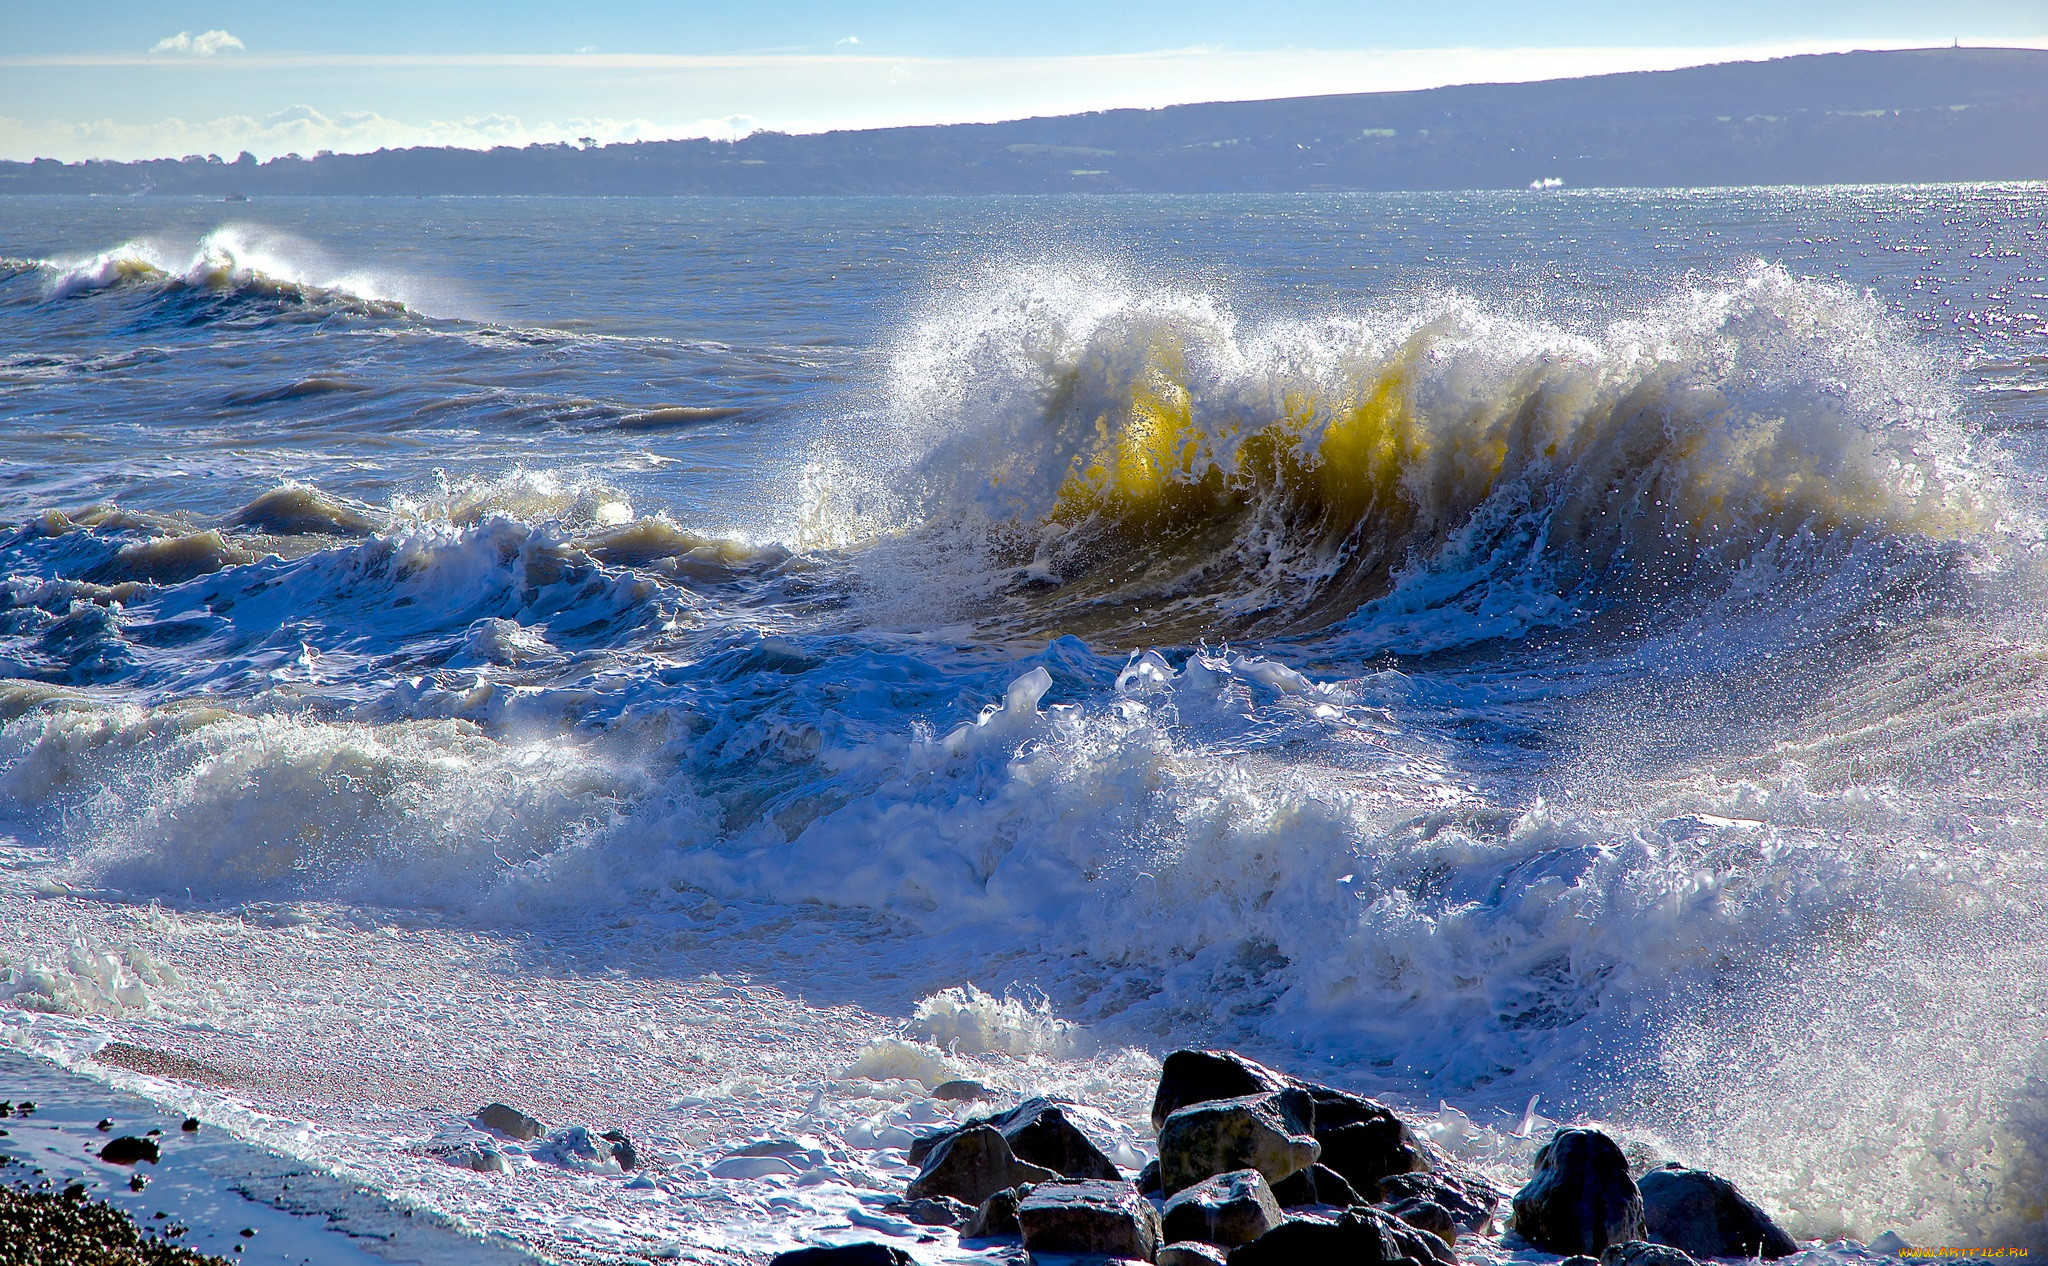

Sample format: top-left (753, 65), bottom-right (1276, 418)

top-left (0, 1045), bottom-right (532, 1265)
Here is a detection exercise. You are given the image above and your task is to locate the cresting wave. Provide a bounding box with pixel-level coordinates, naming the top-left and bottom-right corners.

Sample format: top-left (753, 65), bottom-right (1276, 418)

top-left (853, 262), bottom-right (1998, 649)
top-left (32, 227), bottom-right (413, 312)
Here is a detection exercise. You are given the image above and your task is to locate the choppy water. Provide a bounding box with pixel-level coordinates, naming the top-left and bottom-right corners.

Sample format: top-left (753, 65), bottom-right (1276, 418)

top-left (2, 187), bottom-right (2047, 1260)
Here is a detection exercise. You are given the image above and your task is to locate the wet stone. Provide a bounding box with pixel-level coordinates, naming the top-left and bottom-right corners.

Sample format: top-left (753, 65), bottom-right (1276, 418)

top-left (1379, 1169), bottom-right (1499, 1235)
top-left (1512, 1128), bottom-right (1646, 1255)
top-left (1158, 1090), bottom-right (1319, 1195)
top-left (963, 1183), bottom-right (1033, 1238)
top-left (1160, 1242), bottom-right (1229, 1266)
top-left (1269, 1161), bottom-right (1359, 1208)
top-left (905, 1124), bottom-right (1057, 1207)
top-left (1161, 1168), bottom-right (1285, 1249)
top-left (883, 1195), bottom-right (974, 1228)
top-left (1603, 1239), bottom-right (1705, 1266)
top-left (1151, 1050), bottom-right (1291, 1130)
top-left (97, 1136), bottom-right (160, 1165)
top-left (1638, 1166), bottom-right (1797, 1260)
top-left (769, 1245), bottom-right (914, 1266)
top-left (472, 1102), bottom-right (545, 1142)
top-left (1015, 1179), bottom-right (1162, 1261)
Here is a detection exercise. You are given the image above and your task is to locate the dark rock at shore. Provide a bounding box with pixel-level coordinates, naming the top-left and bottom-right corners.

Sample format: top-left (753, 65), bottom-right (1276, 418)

top-left (1160, 1242), bottom-right (1229, 1266)
top-left (599, 1128), bottom-right (637, 1172)
top-left (1384, 1195), bottom-right (1458, 1244)
top-left (1016, 1178), bottom-right (1162, 1260)
top-left (931, 1079), bottom-right (988, 1102)
top-left (905, 1124), bottom-right (1056, 1206)
top-left (882, 1195), bottom-right (972, 1228)
top-left (1379, 1169), bottom-right (1500, 1235)
top-left (1159, 1090), bottom-right (1319, 1195)
top-left (1161, 1168), bottom-right (1285, 1248)
top-left (907, 1096), bottom-right (1119, 1180)
top-left (473, 1103), bottom-right (545, 1142)
top-left (1138, 1158), bottom-right (1162, 1194)
top-left (769, 1245), bottom-right (913, 1266)
top-left (1296, 1083), bottom-right (1429, 1194)
top-left (1603, 1239), bottom-right (1706, 1266)
top-left (98, 1135), bottom-right (161, 1165)
top-left (1512, 1128), bottom-right (1646, 1255)
top-left (1269, 1161), bottom-right (1360, 1208)
top-left (1152, 1050), bottom-right (1291, 1129)
top-left (1227, 1206), bottom-right (1451, 1266)
top-left (1638, 1166), bottom-right (1798, 1259)
top-left (962, 1183), bottom-right (1033, 1238)
top-left (0, 1181), bottom-right (231, 1265)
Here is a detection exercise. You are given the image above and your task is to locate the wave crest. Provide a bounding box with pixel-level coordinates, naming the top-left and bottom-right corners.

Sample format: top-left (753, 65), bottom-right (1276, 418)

top-left (865, 262), bottom-right (1990, 648)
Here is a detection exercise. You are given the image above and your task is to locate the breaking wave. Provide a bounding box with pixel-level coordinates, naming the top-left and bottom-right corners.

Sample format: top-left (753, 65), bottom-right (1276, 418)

top-left (36, 228), bottom-right (415, 313)
top-left (851, 262), bottom-right (1996, 651)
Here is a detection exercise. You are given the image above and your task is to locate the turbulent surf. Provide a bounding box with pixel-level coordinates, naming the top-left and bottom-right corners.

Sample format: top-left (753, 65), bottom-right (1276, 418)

top-left (0, 188), bottom-right (2044, 1261)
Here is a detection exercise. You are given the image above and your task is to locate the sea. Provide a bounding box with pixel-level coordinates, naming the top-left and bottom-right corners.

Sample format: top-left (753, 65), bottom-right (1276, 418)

top-left (0, 187), bottom-right (2044, 1261)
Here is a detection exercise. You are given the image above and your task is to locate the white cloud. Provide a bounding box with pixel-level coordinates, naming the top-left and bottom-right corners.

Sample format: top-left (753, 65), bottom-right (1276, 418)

top-left (837, 36), bottom-right (860, 46)
top-left (149, 29), bottom-right (245, 57)
top-left (0, 106), bottom-right (761, 163)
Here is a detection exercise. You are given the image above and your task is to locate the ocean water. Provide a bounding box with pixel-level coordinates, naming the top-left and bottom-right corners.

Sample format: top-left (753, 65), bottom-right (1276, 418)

top-left (0, 187), bottom-right (2045, 1261)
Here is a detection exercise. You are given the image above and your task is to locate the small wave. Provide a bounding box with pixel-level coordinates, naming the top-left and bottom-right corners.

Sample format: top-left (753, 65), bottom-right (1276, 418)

top-left (611, 405), bottom-right (750, 430)
top-left (849, 261), bottom-right (1992, 650)
top-left (38, 228), bottom-right (414, 313)
top-left (223, 376), bottom-right (375, 406)
top-left (81, 530), bottom-right (260, 586)
top-left (227, 486), bottom-right (381, 537)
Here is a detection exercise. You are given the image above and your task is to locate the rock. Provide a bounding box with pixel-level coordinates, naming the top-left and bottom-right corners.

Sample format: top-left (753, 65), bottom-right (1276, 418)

top-left (1152, 1050), bottom-right (1292, 1129)
top-left (908, 1097), bottom-right (1119, 1180)
top-left (1162, 1168), bottom-right (1285, 1249)
top-left (474, 1102), bottom-right (545, 1142)
top-left (1868, 1232), bottom-right (1911, 1256)
top-left (1161, 1243), bottom-right (1230, 1266)
top-left (1227, 1206), bottom-right (1449, 1266)
top-left (180, 1118), bottom-right (200, 1133)
top-left (963, 1184), bottom-right (1034, 1238)
top-left (1138, 1158), bottom-right (1162, 1194)
top-left (1016, 1179), bottom-right (1162, 1260)
top-left (1158, 1091), bottom-right (1319, 1195)
top-left (882, 1196), bottom-right (973, 1228)
top-left (1562, 1256), bottom-right (1602, 1266)
top-left (97, 1136), bottom-right (159, 1165)
top-left (1638, 1166), bottom-right (1797, 1259)
top-left (601, 1129), bottom-right (637, 1171)
top-left (446, 1145), bottom-right (510, 1174)
top-left (1379, 1170), bottom-right (1500, 1235)
top-left (769, 1246), bottom-right (913, 1266)
top-left (1269, 1162), bottom-right (1360, 1208)
top-left (905, 1124), bottom-right (1057, 1207)
top-left (1292, 1082), bottom-right (1428, 1195)
top-left (539, 1126), bottom-right (635, 1173)
top-left (932, 1079), bottom-right (989, 1102)
top-left (1603, 1240), bottom-right (1705, 1266)
top-left (1384, 1197), bottom-right (1457, 1244)
top-left (1512, 1128), bottom-right (1646, 1255)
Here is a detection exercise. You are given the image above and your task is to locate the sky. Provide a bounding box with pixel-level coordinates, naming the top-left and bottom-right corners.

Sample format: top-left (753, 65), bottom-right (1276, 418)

top-left (6, 1), bottom-right (2048, 163)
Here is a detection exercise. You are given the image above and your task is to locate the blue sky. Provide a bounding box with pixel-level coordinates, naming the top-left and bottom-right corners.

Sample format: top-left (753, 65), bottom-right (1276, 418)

top-left (7, 1), bottom-right (2048, 161)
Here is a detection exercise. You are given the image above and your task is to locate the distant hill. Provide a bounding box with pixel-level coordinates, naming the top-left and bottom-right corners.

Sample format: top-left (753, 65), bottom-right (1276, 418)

top-left (5, 47), bottom-right (2047, 197)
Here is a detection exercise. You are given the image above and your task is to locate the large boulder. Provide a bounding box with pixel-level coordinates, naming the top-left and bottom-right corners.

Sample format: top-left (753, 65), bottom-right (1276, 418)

top-left (1159, 1091), bottom-right (1319, 1195)
top-left (1639, 1167), bottom-right (1798, 1259)
top-left (908, 1097), bottom-right (1119, 1179)
top-left (1512, 1129), bottom-right (1646, 1255)
top-left (1016, 1179), bottom-right (1162, 1260)
top-left (905, 1125), bottom-right (1057, 1206)
top-left (769, 1246), bottom-right (912, 1266)
top-left (474, 1103), bottom-right (545, 1141)
top-left (1379, 1170), bottom-right (1501, 1236)
top-left (1152, 1050), bottom-right (1292, 1129)
top-left (1293, 1083), bottom-right (1428, 1196)
top-left (1161, 1169), bottom-right (1286, 1249)
top-left (1603, 1241), bottom-right (1705, 1266)
top-left (1161, 1244), bottom-right (1229, 1266)
top-left (1227, 1207), bottom-right (1450, 1266)
top-left (1270, 1162), bottom-right (1361, 1208)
